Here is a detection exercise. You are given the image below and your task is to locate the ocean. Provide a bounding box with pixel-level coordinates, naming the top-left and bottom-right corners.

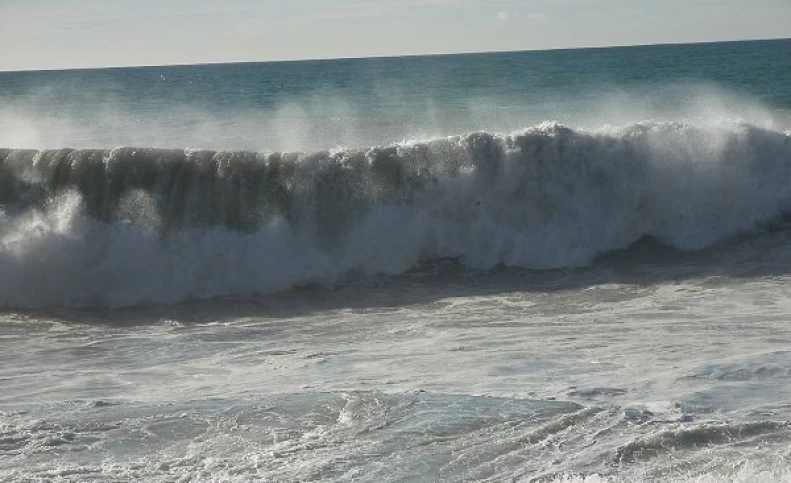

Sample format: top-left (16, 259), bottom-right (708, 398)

top-left (1, 38), bottom-right (791, 482)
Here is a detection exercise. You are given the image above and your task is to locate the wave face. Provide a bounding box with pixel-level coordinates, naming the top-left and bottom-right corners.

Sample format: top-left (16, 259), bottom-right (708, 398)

top-left (1, 121), bottom-right (790, 307)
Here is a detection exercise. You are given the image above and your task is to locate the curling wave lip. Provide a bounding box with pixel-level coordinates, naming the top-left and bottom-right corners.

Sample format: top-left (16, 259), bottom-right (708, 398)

top-left (1, 120), bottom-right (790, 308)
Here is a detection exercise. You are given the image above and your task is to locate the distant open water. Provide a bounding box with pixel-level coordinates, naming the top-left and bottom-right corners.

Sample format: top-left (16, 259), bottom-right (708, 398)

top-left (2, 39), bottom-right (791, 482)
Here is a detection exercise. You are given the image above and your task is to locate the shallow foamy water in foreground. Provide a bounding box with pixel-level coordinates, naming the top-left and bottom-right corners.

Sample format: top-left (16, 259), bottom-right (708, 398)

top-left (4, 231), bottom-right (791, 481)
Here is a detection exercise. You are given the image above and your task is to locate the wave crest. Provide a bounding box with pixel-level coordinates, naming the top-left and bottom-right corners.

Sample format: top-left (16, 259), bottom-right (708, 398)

top-left (1, 121), bottom-right (790, 307)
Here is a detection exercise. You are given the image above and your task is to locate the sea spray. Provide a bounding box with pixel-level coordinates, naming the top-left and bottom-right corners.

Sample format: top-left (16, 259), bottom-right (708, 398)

top-left (1, 121), bottom-right (790, 307)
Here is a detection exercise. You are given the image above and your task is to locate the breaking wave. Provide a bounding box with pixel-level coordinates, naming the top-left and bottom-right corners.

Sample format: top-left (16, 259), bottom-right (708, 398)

top-left (1, 120), bottom-right (790, 307)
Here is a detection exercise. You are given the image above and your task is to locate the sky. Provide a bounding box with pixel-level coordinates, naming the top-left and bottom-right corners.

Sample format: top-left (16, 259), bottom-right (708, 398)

top-left (1, 0), bottom-right (790, 71)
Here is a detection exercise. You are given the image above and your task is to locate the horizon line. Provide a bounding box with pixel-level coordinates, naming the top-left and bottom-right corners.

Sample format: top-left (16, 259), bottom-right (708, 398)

top-left (1, 36), bottom-right (789, 74)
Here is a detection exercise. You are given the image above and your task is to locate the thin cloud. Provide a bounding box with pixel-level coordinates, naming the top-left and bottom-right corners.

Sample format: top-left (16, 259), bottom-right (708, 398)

top-left (496, 10), bottom-right (547, 23)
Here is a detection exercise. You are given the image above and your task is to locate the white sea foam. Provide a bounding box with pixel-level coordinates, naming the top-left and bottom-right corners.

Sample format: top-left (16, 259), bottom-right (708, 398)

top-left (1, 120), bottom-right (790, 307)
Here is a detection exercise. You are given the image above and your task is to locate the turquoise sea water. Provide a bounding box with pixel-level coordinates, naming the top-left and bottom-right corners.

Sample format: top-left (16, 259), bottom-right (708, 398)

top-left (1, 39), bottom-right (789, 150)
top-left (2, 40), bottom-right (791, 482)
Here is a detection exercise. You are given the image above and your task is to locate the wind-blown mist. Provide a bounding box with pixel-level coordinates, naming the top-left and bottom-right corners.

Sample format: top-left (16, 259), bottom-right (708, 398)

top-left (0, 73), bottom-right (787, 151)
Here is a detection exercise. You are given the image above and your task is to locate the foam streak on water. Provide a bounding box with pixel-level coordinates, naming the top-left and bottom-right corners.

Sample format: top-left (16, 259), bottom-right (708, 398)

top-left (4, 237), bottom-right (791, 481)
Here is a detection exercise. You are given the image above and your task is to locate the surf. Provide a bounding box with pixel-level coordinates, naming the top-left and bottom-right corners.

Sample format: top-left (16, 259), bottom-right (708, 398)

top-left (1, 120), bottom-right (790, 308)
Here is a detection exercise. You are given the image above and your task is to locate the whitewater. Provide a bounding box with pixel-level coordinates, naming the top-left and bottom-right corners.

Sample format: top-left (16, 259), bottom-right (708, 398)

top-left (2, 121), bottom-right (791, 307)
top-left (3, 39), bottom-right (791, 482)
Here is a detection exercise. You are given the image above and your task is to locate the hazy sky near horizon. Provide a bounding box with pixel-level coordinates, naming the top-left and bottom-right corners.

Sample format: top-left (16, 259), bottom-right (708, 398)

top-left (1, 0), bottom-right (790, 71)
